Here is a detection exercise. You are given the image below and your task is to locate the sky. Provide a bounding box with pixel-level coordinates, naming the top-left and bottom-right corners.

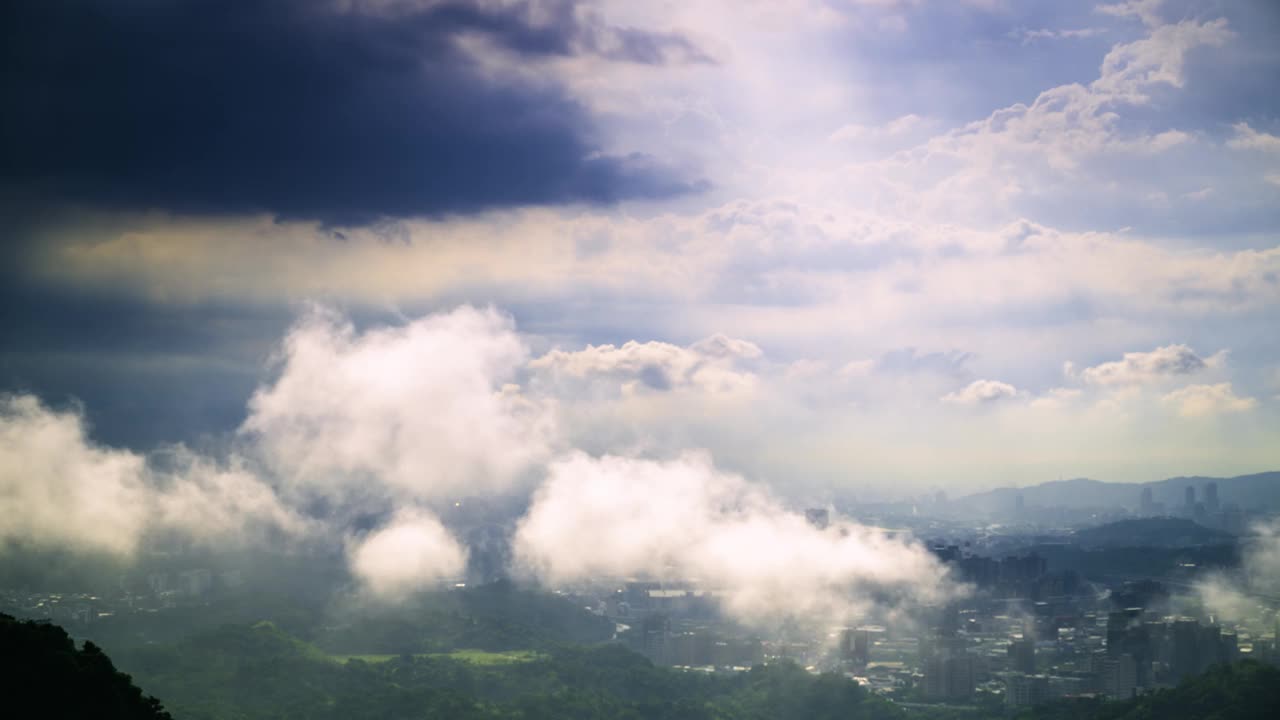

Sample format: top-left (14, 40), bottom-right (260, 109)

top-left (3, 0), bottom-right (1280, 500)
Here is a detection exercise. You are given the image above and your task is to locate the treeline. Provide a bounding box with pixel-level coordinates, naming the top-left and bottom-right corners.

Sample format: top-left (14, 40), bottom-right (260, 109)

top-left (119, 620), bottom-right (905, 720)
top-left (1018, 660), bottom-right (1280, 720)
top-left (0, 613), bottom-right (171, 719)
top-left (316, 580), bottom-right (615, 654)
top-left (1015, 543), bottom-right (1239, 580)
top-left (83, 579), bottom-right (614, 656)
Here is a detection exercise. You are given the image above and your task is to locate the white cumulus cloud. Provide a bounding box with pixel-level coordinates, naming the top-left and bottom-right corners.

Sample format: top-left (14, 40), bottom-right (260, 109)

top-left (347, 511), bottom-right (469, 598)
top-left (513, 452), bottom-right (959, 627)
top-left (1162, 383), bottom-right (1257, 418)
top-left (941, 379), bottom-right (1018, 406)
top-left (1030, 387), bottom-right (1083, 410)
top-left (1078, 344), bottom-right (1221, 385)
top-left (0, 395), bottom-right (152, 555)
top-left (0, 394), bottom-right (301, 556)
top-left (530, 334), bottom-right (760, 396)
top-left (1096, 0), bottom-right (1166, 28)
top-left (1227, 122), bottom-right (1280, 153)
top-left (243, 305), bottom-right (553, 503)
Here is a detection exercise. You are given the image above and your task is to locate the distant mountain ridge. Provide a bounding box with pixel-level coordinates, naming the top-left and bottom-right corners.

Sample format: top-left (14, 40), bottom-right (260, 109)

top-left (956, 471), bottom-right (1280, 513)
top-left (1070, 518), bottom-right (1235, 548)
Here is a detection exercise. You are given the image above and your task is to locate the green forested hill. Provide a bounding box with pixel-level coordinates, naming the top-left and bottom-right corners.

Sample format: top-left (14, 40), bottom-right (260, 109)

top-left (79, 578), bottom-right (615, 658)
top-left (314, 580), bottom-right (616, 655)
top-left (1017, 661), bottom-right (1280, 720)
top-left (0, 612), bottom-right (172, 720)
top-left (1070, 517), bottom-right (1235, 547)
top-left (119, 620), bottom-right (906, 720)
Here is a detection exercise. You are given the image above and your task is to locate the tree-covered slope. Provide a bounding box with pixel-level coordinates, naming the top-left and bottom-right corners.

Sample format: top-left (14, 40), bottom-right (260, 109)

top-left (1019, 661), bottom-right (1280, 720)
top-left (1071, 517), bottom-right (1236, 548)
top-left (119, 620), bottom-right (905, 720)
top-left (0, 612), bottom-right (172, 720)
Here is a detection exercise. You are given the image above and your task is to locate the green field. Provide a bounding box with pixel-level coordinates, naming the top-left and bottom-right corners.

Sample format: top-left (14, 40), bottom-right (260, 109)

top-left (329, 649), bottom-right (541, 665)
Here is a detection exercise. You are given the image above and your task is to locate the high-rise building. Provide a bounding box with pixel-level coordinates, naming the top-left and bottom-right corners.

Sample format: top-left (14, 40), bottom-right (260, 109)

top-left (1005, 673), bottom-right (1051, 709)
top-left (924, 652), bottom-right (975, 700)
top-left (1204, 482), bottom-right (1219, 512)
top-left (669, 630), bottom-right (713, 666)
top-left (1170, 618), bottom-right (1235, 680)
top-left (1139, 487), bottom-right (1166, 516)
top-left (1199, 623), bottom-right (1224, 672)
top-left (1184, 486), bottom-right (1196, 509)
top-left (1100, 654), bottom-right (1137, 699)
top-left (1221, 632), bottom-right (1239, 664)
top-left (640, 614), bottom-right (671, 664)
top-left (1008, 637), bottom-right (1036, 674)
top-left (1107, 608), bottom-right (1151, 687)
top-left (1140, 487), bottom-right (1154, 514)
top-left (854, 629), bottom-right (871, 665)
top-left (838, 627), bottom-right (874, 665)
top-left (839, 627), bottom-right (868, 663)
top-left (1170, 619), bottom-right (1200, 681)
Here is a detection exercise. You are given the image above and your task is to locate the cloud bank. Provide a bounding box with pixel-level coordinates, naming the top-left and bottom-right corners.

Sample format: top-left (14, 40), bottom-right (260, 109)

top-left (941, 379), bottom-right (1018, 406)
top-left (243, 305), bottom-right (553, 504)
top-left (530, 334), bottom-right (761, 396)
top-left (347, 511), bottom-right (469, 600)
top-left (1162, 383), bottom-right (1257, 418)
top-left (1077, 344), bottom-right (1220, 386)
top-left (514, 452), bottom-right (958, 626)
top-left (0, 395), bottom-right (151, 555)
top-left (0, 394), bottom-right (301, 557)
top-left (0, 305), bottom-right (974, 627)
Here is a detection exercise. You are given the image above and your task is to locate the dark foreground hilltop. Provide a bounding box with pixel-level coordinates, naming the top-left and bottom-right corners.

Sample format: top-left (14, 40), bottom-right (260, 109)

top-left (0, 612), bottom-right (171, 719)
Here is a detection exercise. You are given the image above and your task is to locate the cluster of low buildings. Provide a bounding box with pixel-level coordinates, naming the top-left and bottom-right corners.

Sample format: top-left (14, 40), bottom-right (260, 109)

top-left (903, 608), bottom-right (1262, 709)
top-left (573, 536), bottom-right (1278, 714)
top-left (1, 565), bottom-right (235, 630)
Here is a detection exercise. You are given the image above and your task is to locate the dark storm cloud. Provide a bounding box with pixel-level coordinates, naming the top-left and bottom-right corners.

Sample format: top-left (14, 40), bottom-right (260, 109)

top-left (0, 276), bottom-right (285, 448)
top-left (0, 0), bottom-right (708, 224)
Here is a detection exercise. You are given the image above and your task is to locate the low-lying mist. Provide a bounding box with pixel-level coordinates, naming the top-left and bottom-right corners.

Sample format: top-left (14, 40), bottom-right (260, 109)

top-left (1194, 519), bottom-right (1280, 625)
top-left (0, 305), bottom-right (962, 631)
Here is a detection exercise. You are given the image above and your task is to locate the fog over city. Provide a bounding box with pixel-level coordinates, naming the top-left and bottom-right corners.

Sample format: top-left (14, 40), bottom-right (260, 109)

top-left (2, 306), bottom-right (961, 629)
top-left (2, 1), bottom-right (1279, 718)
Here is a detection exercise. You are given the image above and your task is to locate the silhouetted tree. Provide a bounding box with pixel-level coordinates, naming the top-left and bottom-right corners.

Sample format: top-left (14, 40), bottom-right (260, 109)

top-left (0, 613), bottom-right (172, 719)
